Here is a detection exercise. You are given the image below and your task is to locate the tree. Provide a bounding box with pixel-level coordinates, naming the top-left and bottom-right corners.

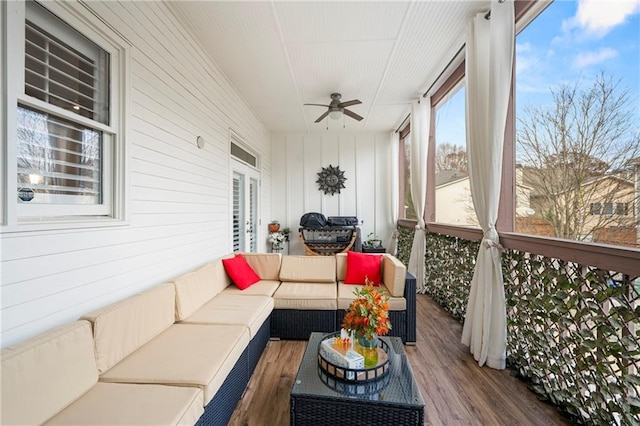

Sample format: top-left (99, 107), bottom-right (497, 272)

top-left (517, 72), bottom-right (640, 243)
top-left (435, 143), bottom-right (468, 173)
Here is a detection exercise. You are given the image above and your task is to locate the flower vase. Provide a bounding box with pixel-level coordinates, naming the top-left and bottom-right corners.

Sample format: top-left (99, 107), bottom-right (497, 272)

top-left (356, 334), bottom-right (379, 368)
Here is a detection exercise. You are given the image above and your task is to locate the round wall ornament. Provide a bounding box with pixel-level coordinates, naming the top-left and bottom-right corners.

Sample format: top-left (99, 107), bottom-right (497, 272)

top-left (316, 164), bottom-right (346, 196)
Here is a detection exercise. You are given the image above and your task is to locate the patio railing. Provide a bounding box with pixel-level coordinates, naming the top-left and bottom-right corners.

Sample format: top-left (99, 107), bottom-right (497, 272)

top-left (397, 222), bottom-right (640, 425)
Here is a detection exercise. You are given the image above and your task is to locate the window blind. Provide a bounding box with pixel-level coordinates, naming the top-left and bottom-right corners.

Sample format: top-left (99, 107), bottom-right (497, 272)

top-left (25, 14), bottom-right (109, 125)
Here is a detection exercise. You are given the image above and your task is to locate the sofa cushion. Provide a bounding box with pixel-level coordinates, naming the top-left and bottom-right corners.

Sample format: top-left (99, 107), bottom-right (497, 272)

top-left (173, 262), bottom-right (219, 321)
top-left (1, 321), bottom-right (98, 426)
top-left (243, 253), bottom-right (282, 280)
top-left (220, 279), bottom-right (281, 297)
top-left (210, 256), bottom-right (234, 294)
top-left (273, 282), bottom-right (337, 310)
top-left (82, 283), bottom-right (176, 374)
top-left (344, 251), bottom-right (382, 285)
top-left (99, 323), bottom-right (250, 406)
top-left (337, 282), bottom-right (406, 311)
top-left (279, 256), bottom-right (336, 283)
top-left (181, 294), bottom-right (273, 338)
top-left (45, 382), bottom-right (204, 425)
top-left (382, 254), bottom-right (407, 297)
top-left (336, 253), bottom-right (348, 281)
top-left (222, 254), bottom-right (261, 290)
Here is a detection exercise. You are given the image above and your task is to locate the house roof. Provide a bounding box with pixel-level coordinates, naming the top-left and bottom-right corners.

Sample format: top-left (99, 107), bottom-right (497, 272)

top-left (435, 170), bottom-right (468, 188)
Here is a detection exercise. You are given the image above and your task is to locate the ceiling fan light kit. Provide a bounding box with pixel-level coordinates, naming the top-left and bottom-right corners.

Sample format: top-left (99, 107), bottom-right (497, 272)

top-left (305, 92), bottom-right (363, 124)
top-left (329, 109), bottom-right (343, 120)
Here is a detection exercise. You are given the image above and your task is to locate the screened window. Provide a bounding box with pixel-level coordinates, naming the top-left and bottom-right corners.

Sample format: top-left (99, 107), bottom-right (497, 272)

top-left (399, 128), bottom-right (416, 220)
top-left (515, 1), bottom-right (639, 246)
top-left (433, 84), bottom-right (475, 226)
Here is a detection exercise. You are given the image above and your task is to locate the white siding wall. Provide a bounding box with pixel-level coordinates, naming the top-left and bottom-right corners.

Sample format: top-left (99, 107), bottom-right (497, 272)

top-left (272, 132), bottom-right (393, 255)
top-left (1, 1), bottom-right (271, 347)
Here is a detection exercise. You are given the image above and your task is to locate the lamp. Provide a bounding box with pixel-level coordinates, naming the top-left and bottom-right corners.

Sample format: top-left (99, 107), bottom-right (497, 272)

top-left (329, 108), bottom-right (343, 120)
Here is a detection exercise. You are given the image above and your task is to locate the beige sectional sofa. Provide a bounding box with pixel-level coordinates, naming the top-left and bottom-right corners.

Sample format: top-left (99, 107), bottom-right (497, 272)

top-left (1, 252), bottom-right (414, 425)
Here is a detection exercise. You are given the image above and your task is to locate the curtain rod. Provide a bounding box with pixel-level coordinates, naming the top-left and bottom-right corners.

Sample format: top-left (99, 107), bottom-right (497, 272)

top-left (394, 113), bottom-right (410, 133)
top-left (422, 44), bottom-right (465, 98)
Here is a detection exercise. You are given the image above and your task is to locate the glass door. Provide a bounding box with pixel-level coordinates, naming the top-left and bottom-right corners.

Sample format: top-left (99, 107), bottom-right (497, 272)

top-left (232, 163), bottom-right (259, 253)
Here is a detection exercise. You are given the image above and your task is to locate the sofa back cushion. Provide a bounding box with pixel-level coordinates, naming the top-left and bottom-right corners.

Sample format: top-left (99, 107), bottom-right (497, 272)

top-left (81, 283), bottom-right (176, 374)
top-left (279, 255), bottom-right (336, 283)
top-left (336, 253), bottom-right (347, 281)
top-left (243, 252), bottom-right (282, 280)
top-left (174, 262), bottom-right (224, 321)
top-left (382, 254), bottom-right (407, 297)
top-left (1, 321), bottom-right (98, 425)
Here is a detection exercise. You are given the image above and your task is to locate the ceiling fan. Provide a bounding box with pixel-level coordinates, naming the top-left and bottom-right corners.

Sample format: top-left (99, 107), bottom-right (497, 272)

top-left (304, 93), bottom-right (363, 123)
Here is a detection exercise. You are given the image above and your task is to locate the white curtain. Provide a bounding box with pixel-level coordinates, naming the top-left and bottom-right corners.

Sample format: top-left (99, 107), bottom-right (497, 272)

top-left (407, 100), bottom-right (430, 293)
top-left (461, 0), bottom-right (514, 370)
top-left (387, 131), bottom-right (400, 256)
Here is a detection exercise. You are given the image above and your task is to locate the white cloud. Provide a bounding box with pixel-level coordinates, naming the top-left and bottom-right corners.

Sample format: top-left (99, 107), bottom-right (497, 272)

top-left (516, 41), bottom-right (532, 53)
top-left (563, 0), bottom-right (640, 37)
top-left (573, 47), bottom-right (619, 67)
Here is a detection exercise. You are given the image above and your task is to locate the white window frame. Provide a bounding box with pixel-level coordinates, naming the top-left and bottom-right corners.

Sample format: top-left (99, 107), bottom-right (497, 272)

top-left (2, 0), bottom-right (130, 232)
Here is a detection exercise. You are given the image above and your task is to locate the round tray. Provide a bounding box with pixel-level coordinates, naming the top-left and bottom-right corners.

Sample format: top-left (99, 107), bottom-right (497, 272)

top-left (317, 332), bottom-right (391, 386)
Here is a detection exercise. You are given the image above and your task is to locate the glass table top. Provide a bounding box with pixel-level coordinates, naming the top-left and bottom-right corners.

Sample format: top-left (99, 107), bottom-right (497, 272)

top-left (291, 332), bottom-right (424, 408)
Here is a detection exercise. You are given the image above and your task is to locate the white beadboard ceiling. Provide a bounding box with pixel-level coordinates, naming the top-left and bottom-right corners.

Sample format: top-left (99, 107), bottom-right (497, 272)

top-left (168, 1), bottom-right (490, 133)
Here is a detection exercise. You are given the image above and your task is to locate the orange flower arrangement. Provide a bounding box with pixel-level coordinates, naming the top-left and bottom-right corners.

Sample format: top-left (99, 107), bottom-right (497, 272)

top-left (342, 277), bottom-right (391, 341)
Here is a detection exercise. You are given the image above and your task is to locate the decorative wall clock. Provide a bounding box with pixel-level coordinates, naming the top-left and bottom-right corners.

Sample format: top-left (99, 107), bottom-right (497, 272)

top-left (316, 164), bottom-right (346, 196)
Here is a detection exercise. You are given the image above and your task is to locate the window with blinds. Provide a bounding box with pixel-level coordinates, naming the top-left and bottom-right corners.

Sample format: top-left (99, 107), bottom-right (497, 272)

top-left (18, 1), bottom-right (109, 207)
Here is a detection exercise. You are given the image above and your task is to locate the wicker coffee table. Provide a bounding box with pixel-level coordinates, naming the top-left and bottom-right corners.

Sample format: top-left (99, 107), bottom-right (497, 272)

top-left (290, 332), bottom-right (425, 425)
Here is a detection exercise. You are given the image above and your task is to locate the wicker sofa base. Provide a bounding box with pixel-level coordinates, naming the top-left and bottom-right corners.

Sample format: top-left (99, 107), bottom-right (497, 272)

top-left (248, 316), bottom-right (270, 375)
top-left (196, 347), bottom-right (249, 426)
top-left (270, 309), bottom-right (336, 340)
top-left (195, 317), bottom-right (270, 426)
top-left (270, 274), bottom-right (416, 344)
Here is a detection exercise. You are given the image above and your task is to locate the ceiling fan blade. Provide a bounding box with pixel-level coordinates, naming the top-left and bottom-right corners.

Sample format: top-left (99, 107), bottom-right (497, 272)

top-left (304, 103), bottom-right (330, 107)
top-left (314, 110), bottom-right (330, 123)
top-left (343, 109), bottom-right (364, 121)
top-left (338, 99), bottom-right (361, 108)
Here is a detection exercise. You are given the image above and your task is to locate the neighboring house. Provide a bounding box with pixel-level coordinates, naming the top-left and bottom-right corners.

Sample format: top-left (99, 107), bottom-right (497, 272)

top-left (435, 171), bottom-right (476, 226)
top-left (583, 175), bottom-right (636, 246)
top-left (519, 165), bottom-right (638, 245)
top-left (583, 175), bottom-right (635, 228)
top-left (435, 170), bottom-right (535, 228)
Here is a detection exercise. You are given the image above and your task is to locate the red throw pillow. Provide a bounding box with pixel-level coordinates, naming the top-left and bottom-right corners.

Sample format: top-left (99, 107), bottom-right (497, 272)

top-left (344, 251), bottom-right (382, 285)
top-left (222, 254), bottom-right (260, 290)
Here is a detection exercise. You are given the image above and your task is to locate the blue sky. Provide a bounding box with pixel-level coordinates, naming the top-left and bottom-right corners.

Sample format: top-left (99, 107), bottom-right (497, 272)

top-left (435, 0), bottom-right (640, 149)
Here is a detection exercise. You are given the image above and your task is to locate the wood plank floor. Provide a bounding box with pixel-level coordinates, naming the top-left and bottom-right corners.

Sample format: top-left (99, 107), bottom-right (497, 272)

top-left (229, 295), bottom-right (570, 425)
